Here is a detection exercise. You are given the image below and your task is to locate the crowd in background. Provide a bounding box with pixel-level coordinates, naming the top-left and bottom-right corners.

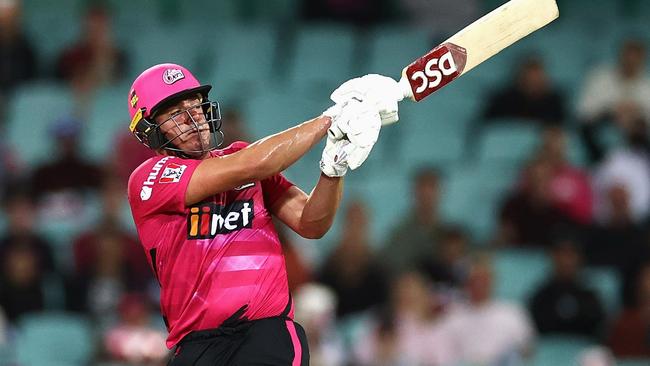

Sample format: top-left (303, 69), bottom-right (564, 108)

top-left (2, 0), bottom-right (650, 365)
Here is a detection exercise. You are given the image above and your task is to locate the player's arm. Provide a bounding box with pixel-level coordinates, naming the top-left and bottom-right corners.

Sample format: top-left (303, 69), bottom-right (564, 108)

top-left (270, 100), bottom-right (383, 239)
top-left (185, 116), bottom-right (331, 205)
top-left (270, 175), bottom-right (344, 239)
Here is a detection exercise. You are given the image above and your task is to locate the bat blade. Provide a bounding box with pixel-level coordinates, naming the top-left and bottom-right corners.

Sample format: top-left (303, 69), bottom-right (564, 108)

top-left (400, 0), bottom-right (559, 102)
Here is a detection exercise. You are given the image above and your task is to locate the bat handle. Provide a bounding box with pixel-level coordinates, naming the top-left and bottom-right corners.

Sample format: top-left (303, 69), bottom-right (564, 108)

top-left (398, 75), bottom-right (414, 102)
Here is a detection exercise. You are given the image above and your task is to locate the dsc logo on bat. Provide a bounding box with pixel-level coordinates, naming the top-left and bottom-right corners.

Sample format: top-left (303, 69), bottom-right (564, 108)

top-left (405, 43), bottom-right (467, 101)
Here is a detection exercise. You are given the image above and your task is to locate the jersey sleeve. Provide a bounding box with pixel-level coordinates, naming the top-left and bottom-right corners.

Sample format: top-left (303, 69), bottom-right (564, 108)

top-left (127, 156), bottom-right (202, 218)
top-left (261, 173), bottom-right (295, 207)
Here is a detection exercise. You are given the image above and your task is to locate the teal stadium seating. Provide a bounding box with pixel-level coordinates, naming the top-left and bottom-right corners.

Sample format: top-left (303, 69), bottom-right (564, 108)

top-left (286, 24), bottom-right (358, 93)
top-left (583, 267), bottom-right (621, 313)
top-left (493, 249), bottom-right (550, 303)
top-left (6, 82), bottom-right (75, 168)
top-left (528, 336), bottom-right (596, 366)
top-left (82, 84), bottom-right (131, 162)
top-left (365, 27), bottom-right (433, 79)
top-left (477, 121), bottom-right (541, 166)
top-left (21, 0), bottom-right (82, 74)
top-left (208, 25), bottom-right (280, 99)
top-left (124, 24), bottom-right (209, 81)
top-left (16, 313), bottom-right (94, 366)
top-left (441, 164), bottom-right (518, 241)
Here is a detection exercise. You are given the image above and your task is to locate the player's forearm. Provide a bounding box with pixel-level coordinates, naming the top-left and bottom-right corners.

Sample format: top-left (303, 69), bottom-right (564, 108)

top-left (245, 116), bottom-right (331, 181)
top-left (297, 174), bottom-right (344, 239)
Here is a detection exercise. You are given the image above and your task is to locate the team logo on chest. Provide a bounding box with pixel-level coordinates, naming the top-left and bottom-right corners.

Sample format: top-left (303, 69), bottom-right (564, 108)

top-left (187, 200), bottom-right (255, 239)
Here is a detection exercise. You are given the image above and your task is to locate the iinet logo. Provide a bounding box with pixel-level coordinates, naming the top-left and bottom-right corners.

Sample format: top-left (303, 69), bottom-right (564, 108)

top-left (187, 200), bottom-right (254, 239)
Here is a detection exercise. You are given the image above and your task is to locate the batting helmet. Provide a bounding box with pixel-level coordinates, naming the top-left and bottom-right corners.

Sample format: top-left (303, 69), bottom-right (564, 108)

top-left (127, 63), bottom-right (222, 156)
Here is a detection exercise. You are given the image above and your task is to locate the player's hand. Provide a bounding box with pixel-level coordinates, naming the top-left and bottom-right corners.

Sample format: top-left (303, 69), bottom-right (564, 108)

top-left (331, 74), bottom-right (405, 126)
top-left (323, 98), bottom-right (381, 147)
top-left (320, 134), bottom-right (352, 177)
top-left (322, 99), bottom-right (381, 170)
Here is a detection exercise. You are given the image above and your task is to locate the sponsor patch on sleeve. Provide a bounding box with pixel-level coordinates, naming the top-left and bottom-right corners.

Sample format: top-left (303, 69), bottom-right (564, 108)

top-left (159, 163), bottom-right (187, 183)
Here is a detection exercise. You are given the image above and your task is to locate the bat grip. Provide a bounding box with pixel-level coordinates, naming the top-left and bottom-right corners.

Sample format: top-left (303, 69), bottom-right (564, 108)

top-left (398, 75), bottom-right (414, 101)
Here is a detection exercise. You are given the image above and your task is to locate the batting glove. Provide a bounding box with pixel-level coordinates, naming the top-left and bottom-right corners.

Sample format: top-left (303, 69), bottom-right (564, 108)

top-left (331, 74), bottom-right (406, 126)
top-left (320, 135), bottom-right (353, 177)
top-left (322, 99), bottom-right (381, 171)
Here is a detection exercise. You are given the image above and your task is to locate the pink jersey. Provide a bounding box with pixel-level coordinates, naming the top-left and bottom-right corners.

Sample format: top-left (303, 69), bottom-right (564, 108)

top-left (127, 142), bottom-right (295, 348)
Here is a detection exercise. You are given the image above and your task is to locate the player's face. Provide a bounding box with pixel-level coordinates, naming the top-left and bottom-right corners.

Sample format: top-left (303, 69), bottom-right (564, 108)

top-left (154, 95), bottom-right (212, 157)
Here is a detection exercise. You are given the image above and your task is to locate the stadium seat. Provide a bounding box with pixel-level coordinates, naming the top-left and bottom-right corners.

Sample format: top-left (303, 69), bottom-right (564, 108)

top-left (286, 24), bottom-right (358, 92)
top-left (365, 27), bottom-right (433, 78)
top-left (124, 25), bottom-right (209, 81)
top-left (82, 85), bottom-right (130, 162)
top-left (207, 24), bottom-right (279, 97)
top-left (21, 0), bottom-right (82, 72)
top-left (15, 312), bottom-right (94, 366)
top-left (492, 248), bottom-right (550, 303)
top-left (530, 335), bottom-right (596, 366)
top-left (441, 164), bottom-right (518, 241)
top-left (243, 88), bottom-right (330, 140)
top-left (476, 121), bottom-right (541, 166)
top-left (347, 173), bottom-right (410, 245)
top-left (618, 359), bottom-right (650, 366)
top-left (583, 267), bottom-right (621, 313)
top-left (6, 82), bottom-right (75, 168)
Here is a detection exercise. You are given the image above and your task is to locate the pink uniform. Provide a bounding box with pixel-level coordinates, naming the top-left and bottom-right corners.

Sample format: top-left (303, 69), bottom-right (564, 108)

top-left (127, 141), bottom-right (294, 349)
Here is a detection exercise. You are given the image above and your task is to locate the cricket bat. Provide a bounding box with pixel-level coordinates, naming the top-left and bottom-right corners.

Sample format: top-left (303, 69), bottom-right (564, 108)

top-left (397, 0), bottom-right (559, 102)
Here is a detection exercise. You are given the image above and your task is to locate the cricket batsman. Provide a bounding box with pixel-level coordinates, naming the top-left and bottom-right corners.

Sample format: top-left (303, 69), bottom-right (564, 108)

top-left (126, 63), bottom-right (402, 365)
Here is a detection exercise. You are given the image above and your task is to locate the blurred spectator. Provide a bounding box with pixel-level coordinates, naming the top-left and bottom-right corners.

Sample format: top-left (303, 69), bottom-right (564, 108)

top-left (607, 261), bottom-right (650, 358)
top-left (381, 167), bottom-right (448, 274)
top-left (537, 127), bottom-right (594, 224)
top-left (102, 293), bottom-right (168, 364)
top-left (66, 229), bottom-right (148, 327)
top-left (0, 0), bottom-right (36, 100)
top-left (31, 116), bottom-right (103, 214)
top-left (578, 39), bottom-right (650, 163)
top-left (354, 271), bottom-right (458, 366)
top-left (293, 283), bottom-right (344, 366)
top-left (275, 219), bottom-right (312, 293)
top-left (578, 346), bottom-right (616, 366)
top-left (0, 143), bottom-right (22, 192)
top-left (418, 225), bottom-right (470, 291)
top-left (0, 245), bottom-right (46, 324)
top-left (0, 187), bottom-right (55, 272)
top-left (592, 118), bottom-right (650, 225)
top-left (301, 0), bottom-right (396, 25)
top-left (495, 156), bottom-right (573, 247)
top-left (221, 108), bottom-right (251, 147)
top-left (483, 56), bottom-right (566, 126)
top-left (55, 3), bottom-right (126, 96)
top-left (318, 200), bottom-right (389, 319)
top-left (72, 176), bottom-right (150, 285)
top-left (113, 129), bottom-right (157, 186)
top-left (445, 255), bottom-right (535, 365)
top-left (528, 238), bottom-right (605, 338)
top-left (66, 176), bottom-right (152, 321)
top-left (584, 184), bottom-right (647, 271)
top-left (0, 188), bottom-right (55, 325)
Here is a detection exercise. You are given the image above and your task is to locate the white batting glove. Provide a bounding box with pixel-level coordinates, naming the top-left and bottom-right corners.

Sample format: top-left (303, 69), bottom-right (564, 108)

top-left (319, 135), bottom-right (353, 177)
top-left (327, 98), bottom-right (381, 148)
top-left (322, 99), bottom-right (381, 170)
top-left (331, 74), bottom-right (406, 126)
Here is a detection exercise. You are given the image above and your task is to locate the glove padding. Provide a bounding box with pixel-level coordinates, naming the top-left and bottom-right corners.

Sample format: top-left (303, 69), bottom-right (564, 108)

top-left (321, 99), bottom-right (381, 171)
top-left (319, 135), bottom-right (353, 177)
top-left (330, 74), bottom-right (405, 126)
